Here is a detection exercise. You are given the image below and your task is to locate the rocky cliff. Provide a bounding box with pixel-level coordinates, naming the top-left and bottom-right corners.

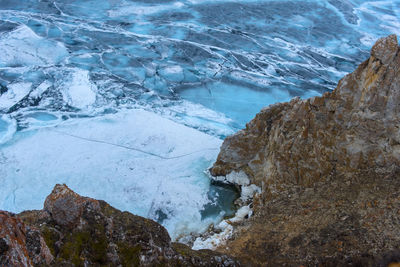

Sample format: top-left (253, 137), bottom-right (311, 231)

top-left (211, 35), bottom-right (400, 266)
top-left (1, 184), bottom-right (239, 266)
top-left (2, 35), bottom-right (400, 267)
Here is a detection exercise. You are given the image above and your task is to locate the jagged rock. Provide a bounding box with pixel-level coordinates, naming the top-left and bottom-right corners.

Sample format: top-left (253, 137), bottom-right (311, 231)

top-left (0, 211), bottom-right (53, 267)
top-left (43, 184), bottom-right (101, 228)
top-left (16, 184), bottom-right (239, 266)
top-left (211, 35), bottom-right (400, 266)
top-left (211, 34), bottom-right (400, 187)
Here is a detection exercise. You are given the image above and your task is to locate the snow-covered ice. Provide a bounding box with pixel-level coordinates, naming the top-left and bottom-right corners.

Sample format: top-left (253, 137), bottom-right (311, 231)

top-left (0, 82), bottom-right (32, 111)
top-left (58, 69), bottom-right (97, 109)
top-left (0, 0), bottom-right (398, 246)
top-left (0, 109), bottom-right (223, 240)
top-left (0, 25), bottom-right (68, 67)
top-left (0, 115), bottom-right (16, 144)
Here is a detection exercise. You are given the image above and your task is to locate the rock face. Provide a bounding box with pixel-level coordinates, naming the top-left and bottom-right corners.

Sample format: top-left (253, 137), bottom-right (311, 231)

top-left (211, 35), bottom-right (400, 266)
top-left (3, 184), bottom-right (239, 266)
top-left (0, 211), bottom-right (53, 266)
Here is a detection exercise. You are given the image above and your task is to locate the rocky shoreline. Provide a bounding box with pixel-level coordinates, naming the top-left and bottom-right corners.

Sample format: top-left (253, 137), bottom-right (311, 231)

top-left (1, 184), bottom-right (239, 266)
top-left (210, 35), bottom-right (400, 266)
top-left (1, 35), bottom-right (400, 266)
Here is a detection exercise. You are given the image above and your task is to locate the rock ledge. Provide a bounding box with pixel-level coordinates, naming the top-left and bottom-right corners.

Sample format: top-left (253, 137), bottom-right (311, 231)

top-left (211, 35), bottom-right (400, 266)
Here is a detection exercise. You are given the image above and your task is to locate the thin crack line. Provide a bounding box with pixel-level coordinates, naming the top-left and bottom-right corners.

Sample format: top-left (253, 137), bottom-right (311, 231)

top-left (50, 129), bottom-right (218, 160)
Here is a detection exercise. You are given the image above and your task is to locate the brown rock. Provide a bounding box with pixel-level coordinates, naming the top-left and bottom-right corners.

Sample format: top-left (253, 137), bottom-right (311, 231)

top-left (0, 211), bottom-right (53, 267)
top-left (371, 34), bottom-right (398, 65)
top-left (43, 184), bottom-right (100, 228)
top-left (212, 34), bottom-right (400, 187)
top-left (211, 35), bottom-right (400, 266)
top-left (17, 184), bottom-right (240, 266)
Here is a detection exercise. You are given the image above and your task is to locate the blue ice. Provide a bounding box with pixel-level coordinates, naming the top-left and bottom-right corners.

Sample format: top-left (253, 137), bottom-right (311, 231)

top-left (0, 0), bottom-right (398, 241)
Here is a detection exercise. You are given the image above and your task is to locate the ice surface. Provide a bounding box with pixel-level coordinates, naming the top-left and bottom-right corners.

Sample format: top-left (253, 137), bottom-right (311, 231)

top-left (0, 25), bottom-right (68, 67)
top-left (180, 82), bottom-right (292, 127)
top-left (0, 109), bottom-right (223, 240)
top-left (0, 0), bottom-right (398, 244)
top-left (159, 65), bottom-right (185, 82)
top-left (0, 115), bottom-right (16, 144)
top-left (58, 69), bottom-right (97, 109)
top-left (0, 82), bottom-right (32, 111)
top-left (157, 100), bottom-right (235, 137)
top-left (0, 1), bottom-right (397, 127)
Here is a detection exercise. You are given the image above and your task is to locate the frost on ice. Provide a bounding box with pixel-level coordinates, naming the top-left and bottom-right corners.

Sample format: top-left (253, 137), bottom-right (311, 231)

top-left (58, 69), bottom-right (97, 109)
top-left (0, 25), bottom-right (68, 67)
top-left (0, 109), bottom-right (223, 240)
top-left (0, 82), bottom-right (32, 111)
top-left (0, 115), bottom-right (16, 144)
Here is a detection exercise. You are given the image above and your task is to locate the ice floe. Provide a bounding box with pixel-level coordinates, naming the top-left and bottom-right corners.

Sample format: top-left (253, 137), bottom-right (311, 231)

top-left (0, 25), bottom-right (68, 67)
top-left (58, 68), bottom-right (97, 109)
top-left (0, 109), bottom-right (224, 240)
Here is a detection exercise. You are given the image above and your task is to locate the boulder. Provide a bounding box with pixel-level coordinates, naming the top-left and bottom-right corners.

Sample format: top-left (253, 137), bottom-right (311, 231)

top-left (16, 184), bottom-right (239, 266)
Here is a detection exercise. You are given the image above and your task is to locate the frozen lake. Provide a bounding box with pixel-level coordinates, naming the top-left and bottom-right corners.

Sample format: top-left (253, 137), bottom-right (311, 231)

top-left (0, 0), bottom-right (398, 241)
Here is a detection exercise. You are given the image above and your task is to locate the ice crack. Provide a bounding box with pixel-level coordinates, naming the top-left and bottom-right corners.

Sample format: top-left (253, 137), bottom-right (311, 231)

top-left (50, 129), bottom-right (218, 160)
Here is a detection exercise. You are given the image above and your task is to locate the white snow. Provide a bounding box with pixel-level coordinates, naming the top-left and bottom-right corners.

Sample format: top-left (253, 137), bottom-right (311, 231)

top-left (0, 115), bottom-right (17, 145)
top-left (192, 205), bottom-right (253, 250)
top-left (59, 69), bottom-right (97, 109)
top-left (213, 170), bottom-right (250, 186)
top-left (0, 82), bottom-right (32, 111)
top-left (159, 65), bottom-right (184, 82)
top-left (0, 108), bottom-right (222, 240)
top-left (213, 170), bottom-right (260, 201)
top-left (240, 184), bottom-right (261, 202)
top-left (193, 170), bottom-right (260, 250)
top-left (0, 25), bottom-right (68, 67)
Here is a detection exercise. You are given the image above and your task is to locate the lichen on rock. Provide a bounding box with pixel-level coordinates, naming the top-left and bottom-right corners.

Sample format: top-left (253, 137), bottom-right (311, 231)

top-left (210, 35), bottom-right (400, 266)
top-left (0, 211), bottom-right (53, 267)
top-left (1, 184), bottom-right (240, 266)
top-left (212, 34), bottom-right (400, 189)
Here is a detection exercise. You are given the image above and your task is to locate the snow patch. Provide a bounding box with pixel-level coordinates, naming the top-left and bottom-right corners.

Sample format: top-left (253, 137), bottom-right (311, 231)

top-left (192, 205), bottom-right (253, 250)
top-left (0, 108), bottom-right (222, 240)
top-left (240, 184), bottom-right (261, 202)
top-left (59, 69), bottom-right (97, 109)
top-left (213, 170), bottom-right (250, 186)
top-left (0, 25), bottom-right (68, 67)
top-left (0, 115), bottom-right (17, 145)
top-left (193, 170), bottom-right (260, 250)
top-left (0, 82), bottom-right (32, 111)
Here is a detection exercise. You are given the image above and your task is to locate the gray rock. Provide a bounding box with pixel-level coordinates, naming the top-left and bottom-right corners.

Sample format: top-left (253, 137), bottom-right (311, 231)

top-left (210, 35), bottom-right (400, 266)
